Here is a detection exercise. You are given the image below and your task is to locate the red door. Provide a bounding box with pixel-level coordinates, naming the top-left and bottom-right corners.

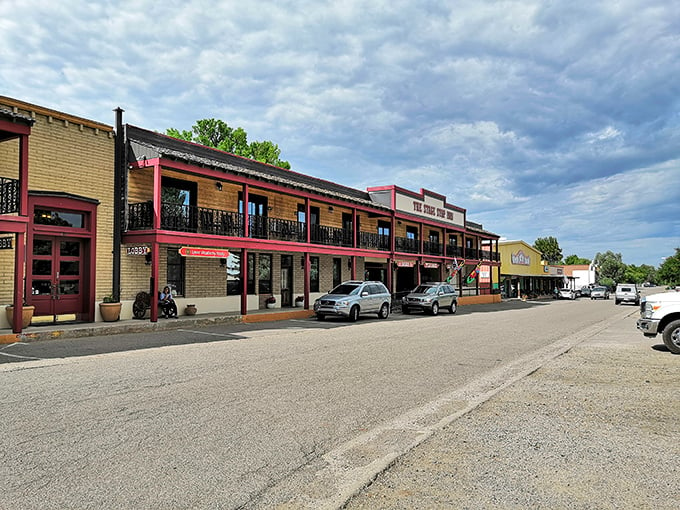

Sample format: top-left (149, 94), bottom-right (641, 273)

top-left (29, 236), bottom-right (84, 321)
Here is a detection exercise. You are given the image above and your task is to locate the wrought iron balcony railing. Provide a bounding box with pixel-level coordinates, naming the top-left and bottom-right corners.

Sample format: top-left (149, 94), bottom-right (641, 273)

top-left (395, 236), bottom-right (419, 253)
top-left (424, 240), bottom-right (443, 256)
top-left (126, 202), bottom-right (496, 260)
top-left (0, 177), bottom-right (20, 215)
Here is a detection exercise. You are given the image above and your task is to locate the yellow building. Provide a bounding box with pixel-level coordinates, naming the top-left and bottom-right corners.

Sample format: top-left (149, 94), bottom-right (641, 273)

top-left (498, 240), bottom-right (564, 298)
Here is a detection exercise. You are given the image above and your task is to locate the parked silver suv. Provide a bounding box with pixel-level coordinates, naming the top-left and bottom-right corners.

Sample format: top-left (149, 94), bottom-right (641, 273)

top-left (314, 280), bottom-right (391, 322)
top-left (402, 282), bottom-right (458, 315)
top-left (615, 284), bottom-right (640, 306)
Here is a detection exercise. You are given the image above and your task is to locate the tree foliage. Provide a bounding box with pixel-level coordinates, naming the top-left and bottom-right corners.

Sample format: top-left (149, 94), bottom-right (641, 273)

top-left (533, 236), bottom-right (563, 264)
top-left (593, 251), bottom-right (626, 284)
top-left (564, 254), bottom-right (591, 265)
top-left (166, 119), bottom-right (291, 169)
top-left (623, 264), bottom-right (657, 285)
top-left (657, 248), bottom-right (680, 286)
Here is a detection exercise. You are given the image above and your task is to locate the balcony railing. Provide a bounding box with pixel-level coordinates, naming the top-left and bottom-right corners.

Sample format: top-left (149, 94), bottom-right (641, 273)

top-left (424, 240), bottom-right (443, 256)
top-left (0, 177), bottom-right (19, 215)
top-left (395, 236), bottom-right (419, 253)
top-left (311, 223), bottom-right (353, 247)
top-left (126, 202), bottom-right (497, 259)
top-left (359, 231), bottom-right (390, 251)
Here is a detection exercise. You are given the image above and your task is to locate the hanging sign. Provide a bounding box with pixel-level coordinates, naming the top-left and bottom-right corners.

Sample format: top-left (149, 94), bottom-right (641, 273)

top-left (423, 262), bottom-right (439, 269)
top-left (395, 260), bottom-right (415, 267)
top-left (179, 246), bottom-right (230, 258)
top-left (0, 237), bottom-right (13, 249)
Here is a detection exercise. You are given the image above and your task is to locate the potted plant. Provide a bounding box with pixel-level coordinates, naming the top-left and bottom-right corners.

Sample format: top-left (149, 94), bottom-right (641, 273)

top-left (5, 302), bottom-right (35, 329)
top-left (265, 295), bottom-right (277, 309)
top-left (295, 295), bottom-right (304, 307)
top-left (99, 293), bottom-right (121, 322)
top-left (185, 304), bottom-right (197, 316)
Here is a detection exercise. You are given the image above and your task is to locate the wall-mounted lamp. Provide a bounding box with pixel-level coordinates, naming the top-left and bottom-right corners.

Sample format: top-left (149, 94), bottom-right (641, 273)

top-left (347, 258), bottom-right (352, 270)
top-left (215, 182), bottom-right (223, 191)
top-left (301, 256), bottom-right (305, 268)
top-left (219, 258), bottom-right (227, 267)
top-left (328, 206), bottom-right (334, 212)
top-left (267, 206), bottom-right (273, 211)
top-left (145, 252), bottom-right (152, 265)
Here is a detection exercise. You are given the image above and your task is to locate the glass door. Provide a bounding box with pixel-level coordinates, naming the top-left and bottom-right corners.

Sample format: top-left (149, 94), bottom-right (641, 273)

top-left (29, 236), bottom-right (83, 321)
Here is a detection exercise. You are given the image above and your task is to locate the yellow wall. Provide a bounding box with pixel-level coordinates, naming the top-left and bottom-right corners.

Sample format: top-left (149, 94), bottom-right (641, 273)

top-left (499, 241), bottom-right (546, 276)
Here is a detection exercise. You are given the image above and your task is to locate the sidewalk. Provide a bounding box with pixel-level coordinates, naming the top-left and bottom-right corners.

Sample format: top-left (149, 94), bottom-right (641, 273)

top-left (344, 312), bottom-right (679, 509)
top-left (0, 308), bottom-right (315, 344)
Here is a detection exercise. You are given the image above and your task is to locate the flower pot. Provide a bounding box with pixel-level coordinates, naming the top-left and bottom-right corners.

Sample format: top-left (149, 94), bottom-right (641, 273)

top-left (99, 302), bottom-right (121, 322)
top-left (295, 300), bottom-right (304, 307)
top-left (266, 302), bottom-right (276, 309)
top-left (185, 305), bottom-right (197, 316)
top-left (5, 305), bottom-right (35, 329)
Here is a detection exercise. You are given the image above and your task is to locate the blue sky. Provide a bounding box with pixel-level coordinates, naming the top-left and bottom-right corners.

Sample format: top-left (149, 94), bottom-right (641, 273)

top-left (2, 0), bottom-right (678, 266)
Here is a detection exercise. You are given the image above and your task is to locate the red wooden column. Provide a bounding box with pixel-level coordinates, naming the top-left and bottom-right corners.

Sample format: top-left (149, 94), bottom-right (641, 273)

top-left (11, 232), bottom-right (25, 333)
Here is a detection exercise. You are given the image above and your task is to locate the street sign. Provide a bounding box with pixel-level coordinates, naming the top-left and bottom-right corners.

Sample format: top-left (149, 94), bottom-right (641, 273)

top-left (178, 246), bottom-right (230, 258)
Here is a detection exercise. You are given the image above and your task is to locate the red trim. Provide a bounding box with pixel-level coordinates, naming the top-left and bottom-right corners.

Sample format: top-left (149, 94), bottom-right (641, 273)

top-left (0, 118), bottom-right (31, 136)
top-left (158, 157), bottom-right (391, 215)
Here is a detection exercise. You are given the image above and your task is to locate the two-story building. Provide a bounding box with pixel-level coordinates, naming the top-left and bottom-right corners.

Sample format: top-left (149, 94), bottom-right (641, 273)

top-left (1, 96), bottom-right (501, 332)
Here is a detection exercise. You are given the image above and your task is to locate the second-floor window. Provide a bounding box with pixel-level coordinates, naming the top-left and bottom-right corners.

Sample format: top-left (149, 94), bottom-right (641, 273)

top-left (406, 226), bottom-right (418, 240)
top-left (378, 221), bottom-right (390, 237)
top-left (429, 231), bottom-right (439, 243)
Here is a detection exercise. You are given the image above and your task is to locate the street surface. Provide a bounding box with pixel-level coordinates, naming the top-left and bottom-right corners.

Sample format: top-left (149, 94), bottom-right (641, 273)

top-left (1, 292), bottom-right (675, 509)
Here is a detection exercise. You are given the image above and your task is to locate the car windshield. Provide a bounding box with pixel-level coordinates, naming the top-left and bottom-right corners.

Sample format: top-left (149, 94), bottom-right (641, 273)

top-left (412, 285), bottom-right (437, 295)
top-left (329, 283), bottom-right (361, 295)
top-left (593, 287), bottom-right (605, 291)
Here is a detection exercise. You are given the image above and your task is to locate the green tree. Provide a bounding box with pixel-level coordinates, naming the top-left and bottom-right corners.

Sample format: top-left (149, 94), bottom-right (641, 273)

top-left (564, 254), bottom-right (591, 265)
top-left (657, 248), bottom-right (680, 286)
top-left (166, 118), bottom-right (291, 169)
top-left (533, 236), bottom-right (563, 264)
top-left (624, 264), bottom-right (657, 285)
top-left (593, 251), bottom-right (626, 284)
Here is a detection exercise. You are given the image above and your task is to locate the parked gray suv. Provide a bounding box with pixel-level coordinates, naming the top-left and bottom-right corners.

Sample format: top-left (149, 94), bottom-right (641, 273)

top-left (314, 280), bottom-right (391, 322)
top-left (401, 282), bottom-right (458, 315)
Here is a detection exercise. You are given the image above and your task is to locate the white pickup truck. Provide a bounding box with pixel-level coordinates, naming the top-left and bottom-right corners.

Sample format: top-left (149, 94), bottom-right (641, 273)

top-left (636, 290), bottom-right (680, 354)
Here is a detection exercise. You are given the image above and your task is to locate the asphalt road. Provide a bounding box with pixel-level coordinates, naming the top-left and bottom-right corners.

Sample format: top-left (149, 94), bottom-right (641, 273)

top-left (0, 294), bottom-right (671, 509)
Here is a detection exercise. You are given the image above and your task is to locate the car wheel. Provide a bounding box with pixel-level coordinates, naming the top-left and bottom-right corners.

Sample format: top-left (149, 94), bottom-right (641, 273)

top-left (402, 306), bottom-right (410, 314)
top-left (591, 297), bottom-right (594, 300)
top-left (348, 306), bottom-right (359, 322)
top-left (378, 303), bottom-right (390, 319)
top-left (430, 302), bottom-right (439, 316)
top-left (316, 314), bottom-right (325, 321)
top-left (449, 301), bottom-right (457, 314)
top-left (615, 299), bottom-right (620, 305)
top-left (662, 319), bottom-right (680, 354)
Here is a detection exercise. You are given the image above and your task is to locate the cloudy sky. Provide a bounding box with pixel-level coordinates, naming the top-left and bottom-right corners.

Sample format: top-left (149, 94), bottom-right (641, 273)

top-left (2, 0), bottom-right (679, 266)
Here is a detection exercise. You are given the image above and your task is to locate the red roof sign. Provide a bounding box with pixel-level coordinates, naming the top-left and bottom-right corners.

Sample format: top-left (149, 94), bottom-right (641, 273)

top-left (178, 247), bottom-right (230, 258)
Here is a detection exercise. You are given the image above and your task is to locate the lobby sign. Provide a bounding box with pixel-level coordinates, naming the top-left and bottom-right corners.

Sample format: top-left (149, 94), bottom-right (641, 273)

top-left (179, 246), bottom-right (231, 258)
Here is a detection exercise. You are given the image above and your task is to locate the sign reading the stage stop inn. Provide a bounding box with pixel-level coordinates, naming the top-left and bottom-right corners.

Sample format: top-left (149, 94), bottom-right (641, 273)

top-left (395, 190), bottom-right (465, 228)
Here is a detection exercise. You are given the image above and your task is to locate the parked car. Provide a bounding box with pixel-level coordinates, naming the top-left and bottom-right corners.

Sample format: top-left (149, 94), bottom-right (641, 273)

top-left (314, 280), bottom-right (391, 322)
top-left (401, 282), bottom-right (458, 315)
top-left (558, 288), bottom-right (576, 300)
top-left (615, 284), bottom-right (640, 306)
top-left (590, 286), bottom-right (610, 300)
top-left (579, 286), bottom-right (592, 298)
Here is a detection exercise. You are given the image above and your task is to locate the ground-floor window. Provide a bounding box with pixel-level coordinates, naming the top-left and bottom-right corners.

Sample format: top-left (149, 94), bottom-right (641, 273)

top-left (226, 251), bottom-right (241, 295)
top-left (167, 248), bottom-right (185, 296)
top-left (258, 254), bottom-right (272, 293)
top-left (310, 256), bottom-right (319, 292)
top-left (333, 258), bottom-right (341, 287)
top-left (247, 253), bottom-right (255, 294)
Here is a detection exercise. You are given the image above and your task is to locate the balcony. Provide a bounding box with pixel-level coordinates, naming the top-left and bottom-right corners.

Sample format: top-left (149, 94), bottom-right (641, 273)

top-left (0, 177), bottom-right (19, 215)
top-left (126, 202), bottom-right (495, 259)
top-left (395, 236), bottom-right (419, 254)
